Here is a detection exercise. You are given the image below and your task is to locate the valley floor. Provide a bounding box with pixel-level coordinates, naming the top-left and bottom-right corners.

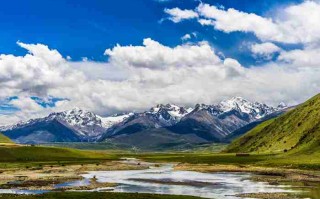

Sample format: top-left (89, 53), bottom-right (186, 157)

top-left (0, 145), bottom-right (319, 199)
top-left (0, 192), bottom-right (203, 199)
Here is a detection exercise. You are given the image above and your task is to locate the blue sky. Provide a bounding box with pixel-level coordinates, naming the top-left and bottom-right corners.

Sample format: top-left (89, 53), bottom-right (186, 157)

top-left (1, 0), bottom-right (320, 124)
top-left (0, 0), bottom-right (302, 65)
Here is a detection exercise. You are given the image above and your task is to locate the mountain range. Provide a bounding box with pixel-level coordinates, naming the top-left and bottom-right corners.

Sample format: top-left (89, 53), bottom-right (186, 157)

top-left (0, 97), bottom-right (287, 148)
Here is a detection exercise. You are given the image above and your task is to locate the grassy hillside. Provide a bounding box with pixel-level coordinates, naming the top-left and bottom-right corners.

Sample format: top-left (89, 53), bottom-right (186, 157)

top-left (0, 132), bottom-right (13, 143)
top-left (226, 94), bottom-right (320, 154)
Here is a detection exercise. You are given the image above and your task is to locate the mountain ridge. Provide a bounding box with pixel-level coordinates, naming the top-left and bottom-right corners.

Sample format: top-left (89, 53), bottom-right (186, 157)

top-left (1, 97), bottom-right (287, 145)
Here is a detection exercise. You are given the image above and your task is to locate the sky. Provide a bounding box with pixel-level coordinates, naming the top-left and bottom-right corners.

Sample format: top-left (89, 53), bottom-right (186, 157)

top-left (0, 0), bottom-right (320, 124)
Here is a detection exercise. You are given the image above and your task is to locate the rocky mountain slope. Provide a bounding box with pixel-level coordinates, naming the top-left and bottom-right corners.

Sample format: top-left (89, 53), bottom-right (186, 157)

top-left (100, 97), bottom-right (284, 148)
top-left (166, 98), bottom-right (277, 142)
top-left (99, 104), bottom-right (192, 140)
top-left (226, 94), bottom-right (319, 154)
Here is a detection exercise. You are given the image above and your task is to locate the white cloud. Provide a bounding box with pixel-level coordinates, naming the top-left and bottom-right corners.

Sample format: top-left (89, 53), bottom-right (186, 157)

top-left (169, 1), bottom-right (320, 44)
top-left (69, 61), bottom-right (129, 81)
top-left (223, 58), bottom-right (244, 77)
top-left (251, 42), bottom-right (281, 59)
top-left (1, 39), bottom-right (320, 125)
top-left (278, 45), bottom-right (320, 67)
top-left (104, 38), bottom-right (221, 69)
top-left (164, 8), bottom-right (199, 23)
top-left (198, 19), bottom-right (214, 26)
top-left (196, 3), bottom-right (277, 39)
top-left (10, 96), bottom-right (44, 112)
top-left (82, 57), bottom-right (89, 62)
top-left (181, 32), bottom-right (197, 41)
top-left (0, 42), bottom-right (85, 97)
top-left (181, 34), bottom-right (191, 41)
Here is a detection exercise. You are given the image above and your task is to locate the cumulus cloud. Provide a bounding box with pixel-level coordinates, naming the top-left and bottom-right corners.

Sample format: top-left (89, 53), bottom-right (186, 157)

top-left (251, 42), bottom-right (281, 59)
top-left (69, 61), bottom-right (129, 81)
top-left (168, 1), bottom-right (320, 44)
top-left (1, 39), bottom-right (320, 125)
top-left (0, 42), bottom-right (85, 97)
top-left (278, 45), bottom-right (320, 67)
top-left (196, 3), bottom-right (277, 39)
top-left (104, 38), bottom-right (221, 69)
top-left (164, 8), bottom-right (199, 23)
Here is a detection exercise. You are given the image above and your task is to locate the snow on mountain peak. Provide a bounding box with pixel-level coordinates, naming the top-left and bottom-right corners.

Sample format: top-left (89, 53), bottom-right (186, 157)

top-left (190, 97), bottom-right (284, 120)
top-left (218, 97), bottom-right (279, 119)
top-left (48, 108), bottom-right (101, 127)
top-left (99, 113), bottom-right (134, 129)
top-left (149, 104), bottom-right (192, 120)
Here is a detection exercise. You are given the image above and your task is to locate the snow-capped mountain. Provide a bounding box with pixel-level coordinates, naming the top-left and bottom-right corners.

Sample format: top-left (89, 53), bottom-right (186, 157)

top-left (186, 97), bottom-right (285, 123)
top-left (100, 99), bottom-right (286, 142)
top-left (217, 97), bottom-right (281, 119)
top-left (0, 108), bottom-right (131, 143)
top-left (99, 113), bottom-right (134, 129)
top-left (0, 108), bottom-right (101, 132)
top-left (0, 97), bottom-right (287, 145)
top-left (48, 108), bottom-right (105, 138)
top-left (100, 104), bottom-right (193, 139)
top-left (165, 98), bottom-right (286, 143)
top-left (148, 104), bottom-right (193, 126)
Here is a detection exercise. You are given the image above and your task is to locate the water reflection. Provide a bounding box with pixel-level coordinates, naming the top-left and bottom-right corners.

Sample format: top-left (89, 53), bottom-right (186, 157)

top-left (82, 164), bottom-right (295, 199)
top-left (0, 189), bottom-right (48, 194)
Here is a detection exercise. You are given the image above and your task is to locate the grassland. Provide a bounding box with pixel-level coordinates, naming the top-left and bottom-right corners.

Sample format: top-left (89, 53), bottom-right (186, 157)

top-left (0, 145), bottom-right (119, 169)
top-left (0, 141), bottom-right (318, 170)
top-left (127, 151), bottom-right (320, 170)
top-left (43, 142), bottom-right (228, 153)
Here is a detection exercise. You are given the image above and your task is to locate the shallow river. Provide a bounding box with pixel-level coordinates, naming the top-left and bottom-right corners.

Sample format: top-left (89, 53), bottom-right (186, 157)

top-left (0, 159), bottom-right (301, 199)
top-left (80, 162), bottom-right (295, 199)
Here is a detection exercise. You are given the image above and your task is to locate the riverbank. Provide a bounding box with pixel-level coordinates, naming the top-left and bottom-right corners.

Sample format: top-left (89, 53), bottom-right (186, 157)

top-left (175, 163), bottom-right (320, 182)
top-left (174, 163), bottom-right (320, 199)
top-left (0, 160), bottom-right (147, 191)
top-left (0, 192), bottom-right (204, 199)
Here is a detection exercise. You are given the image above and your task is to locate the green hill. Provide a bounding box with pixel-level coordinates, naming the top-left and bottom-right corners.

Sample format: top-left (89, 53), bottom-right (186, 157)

top-left (226, 94), bottom-right (320, 154)
top-left (0, 132), bottom-right (13, 143)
